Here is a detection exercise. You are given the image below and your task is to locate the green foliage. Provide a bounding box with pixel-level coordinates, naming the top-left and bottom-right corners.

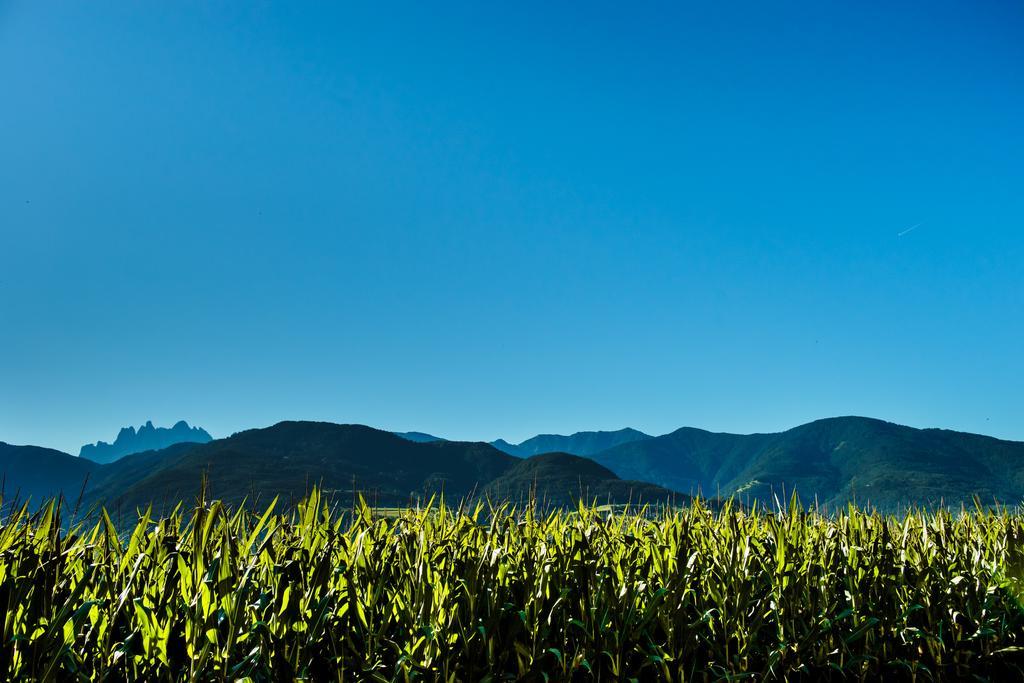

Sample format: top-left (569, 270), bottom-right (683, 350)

top-left (2, 492), bottom-right (1024, 680)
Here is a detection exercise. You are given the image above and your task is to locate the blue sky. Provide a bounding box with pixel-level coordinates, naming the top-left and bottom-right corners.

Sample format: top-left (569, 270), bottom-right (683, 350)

top-left (2, 1), bottom-right (1022, 454)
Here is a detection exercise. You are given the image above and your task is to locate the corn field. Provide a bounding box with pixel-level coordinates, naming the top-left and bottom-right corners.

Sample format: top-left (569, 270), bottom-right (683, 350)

top-left (2, 492), bottom-right (1024, 681)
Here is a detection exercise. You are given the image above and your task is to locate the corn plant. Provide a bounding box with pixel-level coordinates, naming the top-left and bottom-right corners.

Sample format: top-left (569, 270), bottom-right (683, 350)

top-left (1, 491), bottom-right (1023, 681)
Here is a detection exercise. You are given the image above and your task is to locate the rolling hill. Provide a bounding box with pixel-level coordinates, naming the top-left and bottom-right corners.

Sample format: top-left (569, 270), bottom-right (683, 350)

top-left (491, 428), bottom-right (652, 458)
top-left (589, 416), bottom-right (1024, 509)
top-left (91, 423), bottom-right (685, 511)
top-left (0, 443), bottom-right (96, 505)
top-left (482, 452), bottom-right (679, 507)
top-left (7, 423), bottom-right (678, 513)
top-left (93, 422), bottom-right (518, 511)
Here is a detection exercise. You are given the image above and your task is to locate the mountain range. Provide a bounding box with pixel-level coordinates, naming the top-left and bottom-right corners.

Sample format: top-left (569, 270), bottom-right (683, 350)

top-left (589, 417), bottom-right (1024, 508)
top-left (3, 416), bottom-right (1024, 512)
top-left (79, 420), bottom-right (212, 463)
top-left (1, 422), bottom-right (675, 513)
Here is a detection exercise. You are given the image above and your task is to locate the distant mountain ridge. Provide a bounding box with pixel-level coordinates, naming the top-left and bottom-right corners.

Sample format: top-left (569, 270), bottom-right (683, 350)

top-left (101, 422), bottom-right (521, 510)
top-left (491, 428), bottom-right (651, 458)
top-left (589, 416), bottom-right (1024, 509)
top-left (3, 422), bottom-right (676, 512)
top-left (80, 420), bottom-right (212, 464)
top-left (5, 417), bottom-right (1024, 512)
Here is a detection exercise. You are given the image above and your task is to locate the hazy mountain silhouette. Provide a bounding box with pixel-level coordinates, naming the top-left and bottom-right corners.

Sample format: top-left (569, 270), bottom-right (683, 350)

top-left (80, 420), bottom-right (212, 463)
top-left (393, 431), bottom-right (445, 443)
top-left (491, 428), bottom-right (651, 457)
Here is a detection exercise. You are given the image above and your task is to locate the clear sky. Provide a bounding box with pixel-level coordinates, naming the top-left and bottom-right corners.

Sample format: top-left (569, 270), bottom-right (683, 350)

top-left (2, 2), bottom-right (1022, 454)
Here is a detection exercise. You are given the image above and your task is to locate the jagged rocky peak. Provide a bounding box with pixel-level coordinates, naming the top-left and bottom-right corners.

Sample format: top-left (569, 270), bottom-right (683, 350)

top-left (80, 420), bottom-right (213, 464)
